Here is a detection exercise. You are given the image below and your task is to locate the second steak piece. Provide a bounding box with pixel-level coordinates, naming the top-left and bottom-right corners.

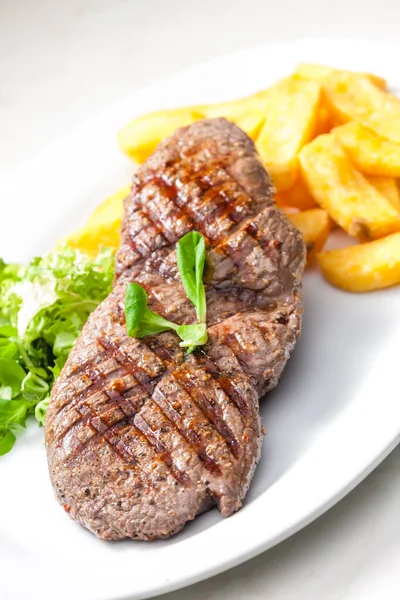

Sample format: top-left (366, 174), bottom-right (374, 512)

top-left (45, 118), bottom-right (306, 540)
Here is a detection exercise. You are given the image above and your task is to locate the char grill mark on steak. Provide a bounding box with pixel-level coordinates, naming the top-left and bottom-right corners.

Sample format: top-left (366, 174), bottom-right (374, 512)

top-left (97, 337), bottom-right (163, 392)
top-left (171, 364), bottom-right (240, 459)
top-left (150, 383), bottom-right (223, 477)
top-left (97, 337), bottom-right (241, 469)
top-left (153, 370), bottom-right (237, 465)
top-left (150, 167), bottom-right (250, 237)
top-left (146, 336), bottom-right (178, 363)
top-left (70, 394), bottom-right (193, 490)
top-left (58, 331), bottom-right (239, 479)
top-left (53, 356), bottom-right (144, 434)
top-left (96, 338), bottom-right (232, 471)
top-left (46, 118), bottom-right (306, 541)
top-left (118, 159), bottom-right (267, 278)
top-left (191, 349), bottom-right (250, 418)
top-left (131, 414), bottom-right (190, 486)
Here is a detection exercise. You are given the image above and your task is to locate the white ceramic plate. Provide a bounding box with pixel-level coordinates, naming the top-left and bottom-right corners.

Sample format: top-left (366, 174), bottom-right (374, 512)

top-left (1, 38), bottom-right (400, 600)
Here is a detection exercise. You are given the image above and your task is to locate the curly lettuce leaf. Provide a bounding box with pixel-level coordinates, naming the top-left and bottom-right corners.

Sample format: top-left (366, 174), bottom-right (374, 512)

top-left (0, 246), bottom-right (114, 455)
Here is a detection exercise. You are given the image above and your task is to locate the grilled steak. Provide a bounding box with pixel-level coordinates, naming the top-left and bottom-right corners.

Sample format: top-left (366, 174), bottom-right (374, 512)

top-left (45, 118), bottom-right (306, 540)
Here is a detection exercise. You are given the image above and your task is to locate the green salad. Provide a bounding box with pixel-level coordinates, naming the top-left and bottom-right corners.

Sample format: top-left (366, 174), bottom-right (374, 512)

top-left (0, 247), bottom-right (114, 455)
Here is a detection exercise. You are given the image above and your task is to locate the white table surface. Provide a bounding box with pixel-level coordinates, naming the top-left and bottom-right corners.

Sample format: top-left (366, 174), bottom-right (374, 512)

top-left (1, 1), bottom-right (400, 598)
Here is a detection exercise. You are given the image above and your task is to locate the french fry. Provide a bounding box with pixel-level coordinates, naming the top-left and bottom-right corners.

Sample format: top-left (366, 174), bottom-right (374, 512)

top-left (275, 177), bottom-right (317, 210)
top-left (288, 208), bottom-right (330, 262)
top-left (299, 134), bottom-right (400, 240)
top-left (294, 63), bottom-right (387, 90)
top-left (63, 185), bottom-right (129, 255)
top-left (333, 122), bottom-right (400, 177)
top-left (366, 175), bottom-right (400, 210)
top-left (318, 233), bottom-right (400, 292)
top-left (322, 72), bottom-right (400, 143)
top-left (118, 108), bottom-right (205, 163)
top-left (256, 78), bottom-right (321, 191)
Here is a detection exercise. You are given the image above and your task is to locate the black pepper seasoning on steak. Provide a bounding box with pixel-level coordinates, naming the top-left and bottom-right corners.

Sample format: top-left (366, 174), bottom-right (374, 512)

top-left (45, 118), bottom-right (306, 540)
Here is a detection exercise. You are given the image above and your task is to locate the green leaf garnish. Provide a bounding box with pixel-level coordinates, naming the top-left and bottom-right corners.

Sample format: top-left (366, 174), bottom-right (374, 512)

top-left (0, 359), bottom-right (26, 396)
top-left (0, 246), bottom-right (115, 455)
top-left (21, 371), bottom-right (49, 403)
top-left (0, 430), bottom-right (16, 456)
top-left (176, 231), bottom-right (206, 323)
top-left (0, 399), bottom-right (30, 429)
top-left (35, 397), bottom-right (50, 426)
top-left (125, 283), bottom-right (179, 338)
top-left (125, 231), bottom-right (208, 353)
top-left (177, 323), bottom-right (207, 354)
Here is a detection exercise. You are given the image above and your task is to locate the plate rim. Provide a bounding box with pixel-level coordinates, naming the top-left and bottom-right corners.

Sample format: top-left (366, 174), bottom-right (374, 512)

top-left (2, 36), bottom-right (400, 600)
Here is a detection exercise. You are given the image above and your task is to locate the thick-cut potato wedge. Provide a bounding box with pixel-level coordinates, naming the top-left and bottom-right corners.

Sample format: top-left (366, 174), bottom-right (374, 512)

top-left (334, 122), bottom-right (400, 177)
top-left (294, 63), bottom-right (387, 90)
top-left (322, 73), bottom-right (385, 124)
top-left (318, 232), bottom-right (400, 292)
top-left (288, 208), bottom-right (330, 262)
top-left (364, 99), bottom-right (400, 144)
top-left (231, 109), bottom-right (265, 139)
top-left (322, 73), bottom-right (400, 143)
top-left (202, 89), bottom-right (270, 139)
top-left (206, 107), bottom-right (264, 140)
top-left (118, 88), bottom-right (271, 163)
top-left (315, 103), bottom-right (336, 136)
top-left (275, 177), bottom-right (317, 210)
top-left (63, 185), bottom-right (129, 255)
top-left (366, 175), bottom-right (400, 210)
top-left (87, 185), bottom-right (128, 226)
top-left (256, 78), bottom-right (321, 191)
top-left (118, 109), bottom-right (205, 163)
top-left (299, 134), bottom-right (400, 240)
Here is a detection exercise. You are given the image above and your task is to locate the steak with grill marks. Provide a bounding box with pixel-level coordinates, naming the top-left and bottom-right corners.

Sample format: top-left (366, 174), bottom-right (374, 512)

top-left (45, 118), bottom-right (306, 540)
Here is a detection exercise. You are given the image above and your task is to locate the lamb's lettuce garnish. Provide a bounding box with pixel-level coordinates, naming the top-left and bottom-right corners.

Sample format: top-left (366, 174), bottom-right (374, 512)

top-left (176, 231), bottom-right (207, 326)
top-left (125, 231), bottom-right (208, 353)
top-left (0, 247), bottom-right (114, 455)
top-left (125, 282), bottom-right (179, 338)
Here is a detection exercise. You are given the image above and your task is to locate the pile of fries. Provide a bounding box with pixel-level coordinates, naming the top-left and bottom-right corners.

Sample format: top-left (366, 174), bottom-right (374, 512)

top-left (66, 63), bottom-right (400, 293)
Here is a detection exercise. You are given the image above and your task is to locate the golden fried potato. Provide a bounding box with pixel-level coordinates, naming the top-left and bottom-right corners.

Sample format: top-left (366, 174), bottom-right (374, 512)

top-left (333, 122), bottom-right (400, 177)
top-left (202, 89), bottom-right (270, 139)
top-left (366, 175), bottom-right (400, 210)
top-left (118, 88), bottom-right (271, 163)
top-left (322, 73), bottom-right (385, 125)
top-left (318, 232), bottom-right (400, 292)
top-left (63, 185), bottom-right (129, 255)
top-left (275, 177), bottom-right (317, 210)
top-left (322, 73), bottom-right (400, 143)
top-left (294, 63), bottom-right (387, 90)
top-left (363, 98), bottom-right (400, 144)
top-left (315, 103), bottom-right (336, 136)
top-left (288, 208), bottom-right (331, 262)
top-left (256, 77), bottom-right (321, 191)
top-left (299, 134), bottom-right (400, 240)
top-left (118, 108), bottom-right (205, 163)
